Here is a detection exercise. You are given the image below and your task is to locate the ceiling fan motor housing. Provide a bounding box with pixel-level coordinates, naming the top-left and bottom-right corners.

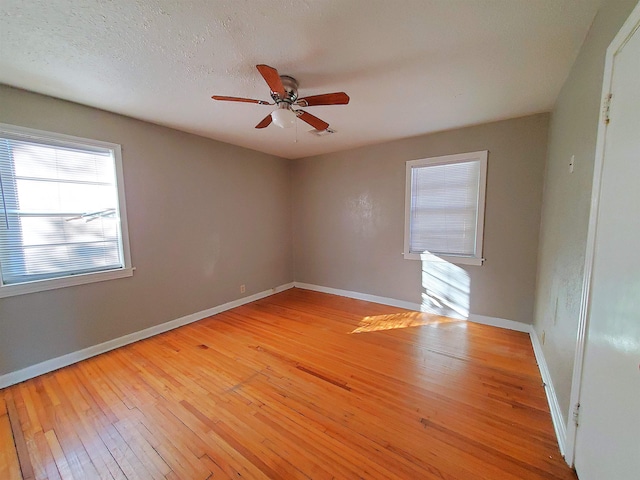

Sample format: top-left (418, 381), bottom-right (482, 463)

top-left (271, 75), bottom-right (298, 105)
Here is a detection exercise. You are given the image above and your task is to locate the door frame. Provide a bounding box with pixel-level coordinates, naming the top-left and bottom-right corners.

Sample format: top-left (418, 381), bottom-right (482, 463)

top-left (564, 1), bottom-right (640, 467)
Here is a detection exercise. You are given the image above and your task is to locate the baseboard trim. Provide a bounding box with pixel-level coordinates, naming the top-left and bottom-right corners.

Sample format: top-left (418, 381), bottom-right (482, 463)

top-left (293, 282), bottom-right (422, 311)
top-left (294, 282), bottom-right (531, 331)
top-left (529, 327), bottom-right (567, 457)
top-left (0, 282), bottom-right (295, 389)
top-left (467, 314), bottom-right (531, 333)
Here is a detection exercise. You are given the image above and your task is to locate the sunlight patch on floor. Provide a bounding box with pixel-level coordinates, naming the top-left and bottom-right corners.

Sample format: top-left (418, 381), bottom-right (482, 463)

top-left (350, 311), bottom-right (462, 334)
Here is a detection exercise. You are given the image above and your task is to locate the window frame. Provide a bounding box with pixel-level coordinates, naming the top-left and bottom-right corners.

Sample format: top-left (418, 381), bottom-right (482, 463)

top-left (403, 150), bottom-right (488, 266)
top-left (0, 123), bottom-right (134, 298)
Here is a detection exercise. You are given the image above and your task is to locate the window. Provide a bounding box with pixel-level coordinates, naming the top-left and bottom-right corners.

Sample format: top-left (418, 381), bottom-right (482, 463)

top-left (404, 150), bottom-right (487, 265)
top-left (0, 123), bottom-right (133, 297)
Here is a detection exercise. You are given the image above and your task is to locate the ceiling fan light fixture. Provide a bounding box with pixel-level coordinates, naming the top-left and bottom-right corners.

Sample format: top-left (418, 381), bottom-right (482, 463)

top-left (271, 106), bottom-right (297, 128)
top-left (213, 64), bottom-right (348, 131)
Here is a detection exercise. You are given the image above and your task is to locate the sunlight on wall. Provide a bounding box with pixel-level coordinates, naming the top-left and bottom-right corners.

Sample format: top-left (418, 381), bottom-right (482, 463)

top-left (420, 252), bottom-right (470, 319)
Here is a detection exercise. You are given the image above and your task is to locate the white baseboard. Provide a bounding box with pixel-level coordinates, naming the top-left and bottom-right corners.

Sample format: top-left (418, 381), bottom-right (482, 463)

top-left (0, 282), bottom-right (295, 389)
top-left (529, 327), bottom-right (567, 457)
top-left (293, 282), bottom-right (422, 311)
top-left (467, 313), bottom-right (532, 333)
top-left (294, 282), bottom-right (530, 331)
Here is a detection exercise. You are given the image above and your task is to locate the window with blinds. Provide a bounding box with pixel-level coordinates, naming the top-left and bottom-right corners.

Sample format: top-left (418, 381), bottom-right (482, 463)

top-left (0, 124), bottom-right (133, 297)
top-left (404, 151), bottom-right (487, 265)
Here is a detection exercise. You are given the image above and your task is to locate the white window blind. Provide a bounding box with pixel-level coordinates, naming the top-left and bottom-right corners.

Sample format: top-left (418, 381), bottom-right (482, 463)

top-left (0, 124), bottom-right (132, 295)
top-left (404, 151), bottom-right (487, 265)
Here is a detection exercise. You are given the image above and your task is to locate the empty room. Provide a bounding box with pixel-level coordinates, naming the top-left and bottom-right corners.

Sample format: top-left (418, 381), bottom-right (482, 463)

top-left (1, 1), bottom-right (638, 479)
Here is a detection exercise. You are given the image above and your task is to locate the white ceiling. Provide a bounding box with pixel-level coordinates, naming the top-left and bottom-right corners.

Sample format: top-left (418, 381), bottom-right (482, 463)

top-left (0, 0), bottom-right (601, 159)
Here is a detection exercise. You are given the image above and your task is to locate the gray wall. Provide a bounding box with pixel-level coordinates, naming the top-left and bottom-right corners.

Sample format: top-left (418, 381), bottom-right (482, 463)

top-left (0, 85), bottom-right (293, 376)
top-left (292, 113), bottom-right (549, 324)
top-left (533, 0), bottom-right (638, 424)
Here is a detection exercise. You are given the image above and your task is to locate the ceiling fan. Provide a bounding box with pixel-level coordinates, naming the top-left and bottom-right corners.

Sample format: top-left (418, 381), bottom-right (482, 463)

top-left (212, 64), bottom-right (350, 131)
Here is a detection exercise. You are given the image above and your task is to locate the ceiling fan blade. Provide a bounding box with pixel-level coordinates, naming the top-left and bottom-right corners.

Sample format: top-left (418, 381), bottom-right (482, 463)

top-left (212, 95), bottom-right (271, 105)
top-left (255, 114), bottom-right (273, 129)
top-left (296, 110), bottom-right (330, 131)
top-left (256, 64), bottom-right (285, 97)
top-left (296, 92), bottom-right (350, 107)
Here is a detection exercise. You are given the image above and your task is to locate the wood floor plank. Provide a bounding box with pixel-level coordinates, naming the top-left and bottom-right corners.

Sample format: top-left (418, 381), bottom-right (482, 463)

top-left (5, 394), bottom-right (36, 480)
top-left (0, 408), bottom-right (22, 480)
top-left (43, 430), bottom-right (74, 480)
top-left (0, 288), bottom-right (576, 479)
top-left (32, 430), bottom-right (63, 480)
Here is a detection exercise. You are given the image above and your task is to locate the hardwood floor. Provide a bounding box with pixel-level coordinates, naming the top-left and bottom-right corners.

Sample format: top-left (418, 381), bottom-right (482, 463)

top-left (0, 288), bottom-right (576, 479)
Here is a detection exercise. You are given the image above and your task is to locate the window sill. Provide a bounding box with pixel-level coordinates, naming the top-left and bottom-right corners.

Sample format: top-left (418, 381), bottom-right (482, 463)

top-left (403, 252), bottom-right (484, 266)
top-left (0, 267), bottom-right (135, 298)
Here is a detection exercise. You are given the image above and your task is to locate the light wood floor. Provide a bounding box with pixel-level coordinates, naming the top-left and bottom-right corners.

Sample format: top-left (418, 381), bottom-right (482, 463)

top-left (1, 288), bottom-right (576, 479)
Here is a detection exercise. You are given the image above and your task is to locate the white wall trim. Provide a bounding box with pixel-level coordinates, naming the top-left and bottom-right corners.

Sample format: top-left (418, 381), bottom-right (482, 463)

top-left (0, 282), bottom-right (295, 389)
top-left (467, 313), bottom-right (531, 333)
top-left (294, 282), bottom-right (422, 311)
top-left (0, 267), bottom-right (135, 299)
top-left (529, 327), bottom-right (567, 458)
top-left (294, 282), bottom-right (531, 331)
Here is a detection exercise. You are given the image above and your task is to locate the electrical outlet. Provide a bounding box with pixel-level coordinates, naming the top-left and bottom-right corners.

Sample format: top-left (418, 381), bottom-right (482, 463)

top-left (240, 284), bottom-right (245, 294)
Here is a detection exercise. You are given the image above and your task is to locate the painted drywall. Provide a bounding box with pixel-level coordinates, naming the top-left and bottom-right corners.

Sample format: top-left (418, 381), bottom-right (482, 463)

top-left (0, 85), bottom-right (293, 376)
top-left (532, 0), bottom-right (639, 425)
top-left (292, 113), bottom-right (549, 325)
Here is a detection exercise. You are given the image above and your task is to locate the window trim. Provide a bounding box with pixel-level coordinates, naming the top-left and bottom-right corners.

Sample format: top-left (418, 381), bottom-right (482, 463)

top-left (403, 150), bottom-right (488, 266)
top-left (0, 123), bottom-right (134, 298)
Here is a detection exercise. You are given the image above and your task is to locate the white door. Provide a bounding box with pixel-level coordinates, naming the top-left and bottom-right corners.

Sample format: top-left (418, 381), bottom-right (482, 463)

top-left (573, 5), bottom-right (640, 480)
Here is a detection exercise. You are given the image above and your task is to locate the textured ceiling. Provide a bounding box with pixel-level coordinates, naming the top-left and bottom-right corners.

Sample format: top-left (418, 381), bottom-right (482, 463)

top-left (0, 0), bottom-right (601, 159)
